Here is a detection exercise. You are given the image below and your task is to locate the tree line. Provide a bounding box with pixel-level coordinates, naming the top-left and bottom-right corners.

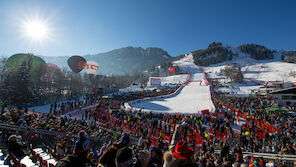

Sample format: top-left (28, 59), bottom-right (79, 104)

top-left (192, 42), bottom-right (233, 66)
top-left (0, 57), bottom-right (182, 107)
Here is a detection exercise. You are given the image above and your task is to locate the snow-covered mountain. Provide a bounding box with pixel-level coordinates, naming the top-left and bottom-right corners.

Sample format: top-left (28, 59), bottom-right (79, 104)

top-left (41, 47), bottom-right (172, 75)
top-left (174, 42), bottom-right (295, 96)
top-left (194, 47), bottom-right (296, 83)
top-left (40, 55), bottom-right (69, 69)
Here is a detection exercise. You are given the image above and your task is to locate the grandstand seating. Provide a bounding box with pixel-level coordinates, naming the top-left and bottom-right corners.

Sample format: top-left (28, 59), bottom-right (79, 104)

top-left (20, 156), bottom-right (37, 167)
top-left (0, 149), bottom-right (9, 167)
top-left (32, 148), bottom-right (57, 167)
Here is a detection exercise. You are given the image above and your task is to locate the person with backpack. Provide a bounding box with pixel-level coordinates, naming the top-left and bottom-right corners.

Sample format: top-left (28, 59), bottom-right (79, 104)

top-left (56, 130), bottom-right (93, 167)
top-left (98, 133), bottom-right (130, 167)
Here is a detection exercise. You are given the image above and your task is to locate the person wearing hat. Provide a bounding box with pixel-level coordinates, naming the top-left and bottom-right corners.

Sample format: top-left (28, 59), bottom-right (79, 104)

top-left (135, 150), bottom-right (155, 167)
top-left (56, 130), bottom-right (93, 167)
top-left (170, 141), bottom-right (194, 167)
top-left (8, 135), bottom-right (26, 159)
top-left (99, 133), bottom-right (130, 167)
top-left (114, 147), bottom-right (135, 167)
top-left (149, 146), bottom-right (163, 167)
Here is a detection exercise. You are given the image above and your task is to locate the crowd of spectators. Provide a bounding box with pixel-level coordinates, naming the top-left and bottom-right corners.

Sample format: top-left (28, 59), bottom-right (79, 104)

top-left (0, 88), bottom-right (295, 167)
top-left (213, 95), bottom-right (295, 155)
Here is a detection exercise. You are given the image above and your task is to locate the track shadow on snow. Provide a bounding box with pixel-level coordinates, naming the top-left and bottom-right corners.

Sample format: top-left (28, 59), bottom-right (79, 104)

top-left (136, 101), bottom-right (170, 111)
top-left (160, 86), bottom-right (185, 99)
top-left (132, 86), bottom-right (186, 111)
top-left (244, 70), bottom-right (270, 74)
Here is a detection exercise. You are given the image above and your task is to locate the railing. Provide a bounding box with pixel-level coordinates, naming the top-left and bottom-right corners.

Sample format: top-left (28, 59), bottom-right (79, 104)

top-left (243, 152), bottom-right (296, 167)
top-left (243, 152), bottom-right (296, 159)
top-left (212, 150), bottom-right (296, 167)
top-left (0, 122), bottom-right (139, 147)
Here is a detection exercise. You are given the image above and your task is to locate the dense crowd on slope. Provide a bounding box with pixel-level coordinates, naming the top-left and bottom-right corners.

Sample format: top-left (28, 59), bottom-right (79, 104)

top-left (0, 90), bottom-right (295, 167)
top-left (213, 95), bottom-right (295, 155)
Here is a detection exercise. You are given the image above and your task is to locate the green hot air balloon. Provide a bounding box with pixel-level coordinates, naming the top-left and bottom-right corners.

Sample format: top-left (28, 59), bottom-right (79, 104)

top-left (6, 53), bottom-right (47, 82)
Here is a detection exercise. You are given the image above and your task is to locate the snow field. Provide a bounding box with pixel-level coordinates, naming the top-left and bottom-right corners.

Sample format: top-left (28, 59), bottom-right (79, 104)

top-left (130, 54), bottom-right (215, 114)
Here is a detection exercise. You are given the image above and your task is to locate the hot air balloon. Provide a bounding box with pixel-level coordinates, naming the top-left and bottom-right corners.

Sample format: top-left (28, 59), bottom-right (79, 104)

top-left (47, 63), bottom-right (60, 71)
top-left (41, 63), bottom-right (61, 82)
top-left (168, 67), bottom-right (175, 74)
top-left (67, 56), bottom-right (86, 74)
top-left (6, 53), bottom-right (47, 82)
top-left (85, 61), bottom-right (99, 74)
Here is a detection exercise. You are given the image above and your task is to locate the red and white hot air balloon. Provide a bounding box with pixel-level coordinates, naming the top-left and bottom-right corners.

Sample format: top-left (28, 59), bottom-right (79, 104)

top-left (85, 61), bottom-right (99, 74)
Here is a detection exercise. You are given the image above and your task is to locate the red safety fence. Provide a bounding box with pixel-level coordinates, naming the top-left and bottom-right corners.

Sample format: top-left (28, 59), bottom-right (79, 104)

top-left (184, 73), bottom-right (193, 85)
top-left (218, 102), bottom-right (280, 134)
top-left (197, 66), bottom-right (209, 85)
top-left (208, 126), bottom-right (227, 140)
top-left (91, 107), bottom-right (212, 147)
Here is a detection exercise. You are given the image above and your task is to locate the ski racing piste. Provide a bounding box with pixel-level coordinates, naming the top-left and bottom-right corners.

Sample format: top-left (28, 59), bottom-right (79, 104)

top-left (125, 54), bottom-right (216, 115)
top-left (243, 63), bottom-right (267, 85)
top-left (124, 74), bottom-right (191, 110)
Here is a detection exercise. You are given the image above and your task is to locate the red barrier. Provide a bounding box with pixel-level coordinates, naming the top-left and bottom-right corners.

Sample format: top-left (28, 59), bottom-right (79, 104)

top-left (184, 74), bottom-right (193, 85)
top-left (201, 109), bottom-right (210, 115)
top-left (255, 126), bottom-right (266, 139)
top-left (194, 132), bottom-right (204, 145)
top-left (218, 102), bottom-right (279, 134)
top-left (197, 66), bottom-right (209, 85)
top-left (215, 130), bottom-right (226, 140)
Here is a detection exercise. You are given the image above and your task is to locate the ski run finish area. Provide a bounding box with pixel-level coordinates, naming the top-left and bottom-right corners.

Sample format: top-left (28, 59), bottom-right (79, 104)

top-left (129, 54), bottom-right (215, 114)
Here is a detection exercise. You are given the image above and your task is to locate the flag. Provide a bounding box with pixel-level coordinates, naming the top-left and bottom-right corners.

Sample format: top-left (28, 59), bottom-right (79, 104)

top-left (236, 112), bottom-right (240, 125)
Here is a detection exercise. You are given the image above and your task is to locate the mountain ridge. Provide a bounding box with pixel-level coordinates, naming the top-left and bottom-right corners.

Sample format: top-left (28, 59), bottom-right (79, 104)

top-left (5, 43), bottom-right (296, 76)
top-left (40, 46), bottom-right (172, 75)
top-left (191, 42), bottom-right (295, 67)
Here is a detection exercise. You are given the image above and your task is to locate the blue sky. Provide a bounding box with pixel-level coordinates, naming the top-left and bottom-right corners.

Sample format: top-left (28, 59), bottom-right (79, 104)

top-left (0, 0), bottom-right (295, 57)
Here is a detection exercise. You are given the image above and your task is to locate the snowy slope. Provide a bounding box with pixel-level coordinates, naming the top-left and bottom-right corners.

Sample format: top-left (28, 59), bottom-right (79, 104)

top-left (131, 74), bottom-right (212, 114)
top-left (130, 54), bottom-right (215, 114)
top-left (246, 61), bottom-right (296, 82)
top-left (203, 49), bottom-right (296, 82)
top-left (202, 49), bottom-right (296, 95)
top-left (147, 74), bottom-right (189, 87)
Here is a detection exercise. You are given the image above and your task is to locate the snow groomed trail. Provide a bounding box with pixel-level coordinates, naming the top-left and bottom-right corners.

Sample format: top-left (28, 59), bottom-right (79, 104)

top-left (129, 54), bottom-right (215, 114)
top-left (243, 63), bottom-right (266, 85)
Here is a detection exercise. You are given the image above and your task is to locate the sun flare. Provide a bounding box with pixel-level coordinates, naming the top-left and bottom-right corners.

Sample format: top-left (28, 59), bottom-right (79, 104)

top-left (23, 20), bottom-right (49, 41)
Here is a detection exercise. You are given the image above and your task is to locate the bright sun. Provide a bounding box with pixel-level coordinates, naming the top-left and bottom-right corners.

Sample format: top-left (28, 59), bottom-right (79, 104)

top-left (24, 20), bottom-right (48, 41)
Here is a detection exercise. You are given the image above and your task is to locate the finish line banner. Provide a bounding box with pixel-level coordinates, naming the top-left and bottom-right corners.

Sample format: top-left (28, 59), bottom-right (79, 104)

top-left (149, 77), bottom-right (161, 86)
